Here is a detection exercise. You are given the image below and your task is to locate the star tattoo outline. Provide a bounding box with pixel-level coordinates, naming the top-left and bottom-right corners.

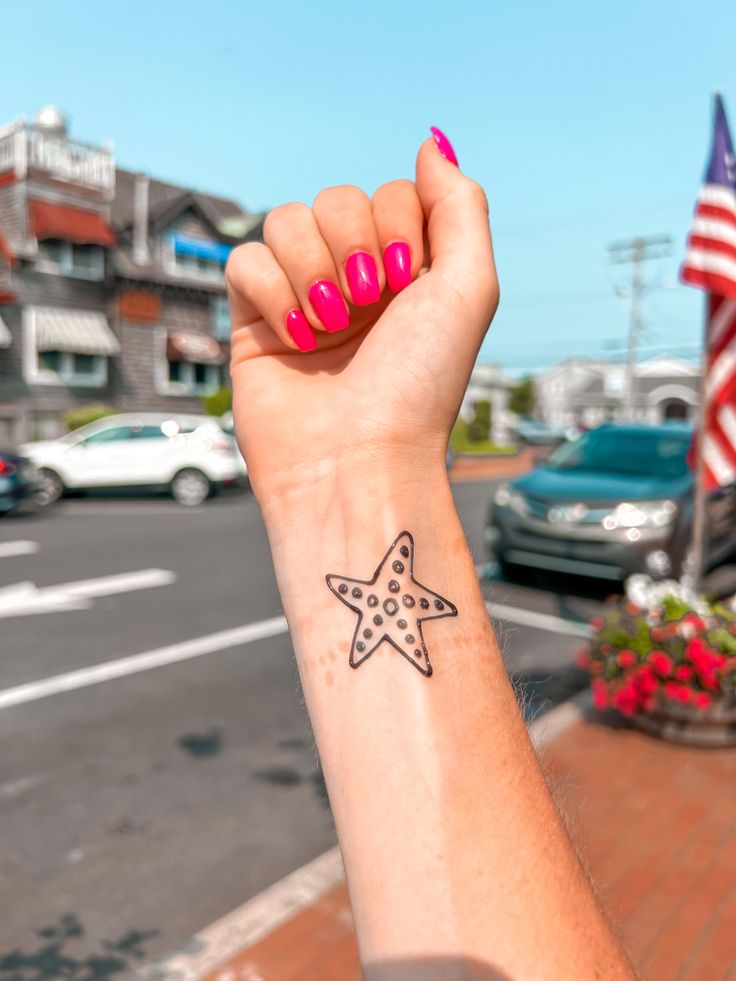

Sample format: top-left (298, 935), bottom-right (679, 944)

top-left (325, 531), bottom-right (458, 677)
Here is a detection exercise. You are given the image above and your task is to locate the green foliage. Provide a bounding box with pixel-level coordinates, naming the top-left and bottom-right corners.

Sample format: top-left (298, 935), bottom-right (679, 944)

top-left (467, 399), bottom-right (491, 443)
top-left (509, 376), bottom-right (536, 416)
top-left (201, 386), bottom-right (233, 417)
top-left (661, 594), bottom-right (692, 621)
top-left (63, 404), bottom-right (115, 432)
top-left (450, 417), bottom-right (516, 455)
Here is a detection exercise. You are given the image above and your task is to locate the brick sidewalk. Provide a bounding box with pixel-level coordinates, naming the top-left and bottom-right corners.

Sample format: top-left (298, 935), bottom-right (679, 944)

top-left (203, 711), bottom-right (736, 980)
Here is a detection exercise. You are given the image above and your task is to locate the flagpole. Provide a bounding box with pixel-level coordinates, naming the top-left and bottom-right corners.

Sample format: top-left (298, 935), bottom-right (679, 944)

top-left (689, 293), bottom-right (709, 592)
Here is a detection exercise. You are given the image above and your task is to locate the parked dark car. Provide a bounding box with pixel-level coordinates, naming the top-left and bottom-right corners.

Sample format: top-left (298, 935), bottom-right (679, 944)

top-left (0, 451), bottom-right (42, 515)
top-left (486, 422), bottom-right (736, 581)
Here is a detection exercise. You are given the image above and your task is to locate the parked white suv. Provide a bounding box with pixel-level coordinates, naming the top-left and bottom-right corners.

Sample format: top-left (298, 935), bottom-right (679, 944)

top-left (21, 413), bottom-right (246, 506)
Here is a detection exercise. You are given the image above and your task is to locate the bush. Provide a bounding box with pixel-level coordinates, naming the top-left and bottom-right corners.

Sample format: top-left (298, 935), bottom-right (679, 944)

top-left (509, 376), bottom-right (536, 417)
top-left (201, 386), bottom-right (233, 417)
top-left (467, 399), bottom-right (491, 443)
top-left (63, 404), bottom-right (115, 432)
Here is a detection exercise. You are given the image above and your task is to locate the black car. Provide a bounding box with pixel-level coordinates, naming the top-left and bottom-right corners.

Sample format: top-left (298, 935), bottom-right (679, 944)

top-left (0, 451), bottom-right (42, 515)
top-left (487, 422), bottom-right (736, 581)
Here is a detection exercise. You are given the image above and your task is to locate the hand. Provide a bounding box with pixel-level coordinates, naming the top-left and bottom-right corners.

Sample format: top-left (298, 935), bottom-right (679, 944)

top-left (226, 129), bottom-right (499, 503)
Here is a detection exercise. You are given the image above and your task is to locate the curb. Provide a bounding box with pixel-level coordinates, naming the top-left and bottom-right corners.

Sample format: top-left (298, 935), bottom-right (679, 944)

top-left (134, 689), bottom-right (591, 980)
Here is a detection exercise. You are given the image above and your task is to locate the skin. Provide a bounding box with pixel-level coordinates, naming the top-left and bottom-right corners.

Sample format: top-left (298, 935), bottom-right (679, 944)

top-left (227, 137), bottom-right (635, 979)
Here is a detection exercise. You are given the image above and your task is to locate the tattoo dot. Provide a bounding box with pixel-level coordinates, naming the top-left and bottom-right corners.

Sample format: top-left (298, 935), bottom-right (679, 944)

top-left (405, 634), bottom-right (415, 644)
top-left (414, 649), bottom-right (422, 658)
top-left (373, 614), bottom-right (383, 626)
top-left (363, 628), bottom-right (373, 639)
top-left (367, 594), bottom-right (378, 607)
top-left (351, 587), bottom-right (362, 598)
top-left (397, 618), bottom-right (407, 629)
top-left (338, 583), bottom-right (348, 594)
top-left (392, 560), bottom-right (404, 574)
top-left (383, 598), bottom-right (398, 616)
top-left (356, 641), bottom-right (365, 652)
top-left (388, 580), bottom-right (400, 593)
top-left (400, 545), bottom-right (409, 558)
top-left (419, 598), bottom-right (430, 609)
top-left (402, 594), bottom-right (416, 608)
top-left (434, 600), bottom-right (445, 611)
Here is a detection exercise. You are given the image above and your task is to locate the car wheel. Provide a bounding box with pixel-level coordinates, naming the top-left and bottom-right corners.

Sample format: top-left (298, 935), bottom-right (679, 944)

top-left (35, 468), bottom-right (64, 506)
top-left (171, 469), bottom-right (211, 506)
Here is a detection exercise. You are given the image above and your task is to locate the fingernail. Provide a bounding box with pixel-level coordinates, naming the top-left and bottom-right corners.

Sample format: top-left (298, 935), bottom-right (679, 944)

top-left (308, 280), bottom-right (350, 332)
top-left (383, 242), bottom-right (412, 293)
top-left (285, 309), bottom-right (317, 352)
top-left (430, 126), bottom-right (459, 167)
top-left (345, 251), bottom-right (381, 306)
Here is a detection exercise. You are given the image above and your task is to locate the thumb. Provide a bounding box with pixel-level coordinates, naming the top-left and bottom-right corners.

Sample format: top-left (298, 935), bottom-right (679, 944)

top-left (415, 128), bottom-right (499, 324)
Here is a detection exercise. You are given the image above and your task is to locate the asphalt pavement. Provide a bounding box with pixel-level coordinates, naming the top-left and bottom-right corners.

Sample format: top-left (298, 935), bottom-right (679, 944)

top-left (0, 481), bottom-right (605, 970)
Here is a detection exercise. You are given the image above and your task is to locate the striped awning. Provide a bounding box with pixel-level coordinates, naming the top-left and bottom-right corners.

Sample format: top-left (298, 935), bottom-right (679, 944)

top-left (33, 307), bottom-right (120, 356)
top-left (0, 315), bottom-right (10, 349)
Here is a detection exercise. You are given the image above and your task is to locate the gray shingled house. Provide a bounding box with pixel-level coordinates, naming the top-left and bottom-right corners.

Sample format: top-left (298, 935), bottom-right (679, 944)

top-left (0, 106), bottom-right (264, 446)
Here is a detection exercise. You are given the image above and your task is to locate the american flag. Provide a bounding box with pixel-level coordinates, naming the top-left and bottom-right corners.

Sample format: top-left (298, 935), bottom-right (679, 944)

top-left (682, 94), bottom-right (736, 489)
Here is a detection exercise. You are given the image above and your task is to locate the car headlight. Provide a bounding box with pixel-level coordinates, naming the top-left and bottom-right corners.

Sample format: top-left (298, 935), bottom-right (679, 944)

top-left (495, 482), bottom-right (529, 517)
top-left (601, 499), bottom-right (678, 531)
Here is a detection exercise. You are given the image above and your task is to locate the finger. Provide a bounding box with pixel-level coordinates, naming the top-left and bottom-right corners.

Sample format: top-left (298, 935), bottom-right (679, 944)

top-left (312, 185), bottom-right (384, 307)
top-left (225, 242), bottom-right (317, 353)
top-left (263, 203), bottom-right (349, 333)
top-left (372, 179), bottom-right (424, 293)
top-left (415, 128), bottom-right (499, 324)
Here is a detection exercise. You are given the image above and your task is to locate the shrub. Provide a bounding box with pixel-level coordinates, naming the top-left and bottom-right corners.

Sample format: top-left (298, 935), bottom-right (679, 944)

top-left (63, 404), bottom-right (115, 432)
top-left (467, 399), bottom-right (491, 443)
top-left (201, 386), bottom-right (233, 417)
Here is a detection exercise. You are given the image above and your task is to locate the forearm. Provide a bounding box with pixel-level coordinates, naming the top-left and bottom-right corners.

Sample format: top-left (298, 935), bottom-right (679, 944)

top-left (260, 457), bottom-right (632, 978)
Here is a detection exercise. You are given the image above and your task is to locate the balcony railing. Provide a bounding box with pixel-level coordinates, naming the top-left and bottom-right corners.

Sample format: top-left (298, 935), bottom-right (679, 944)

top-left (0, 121), bottom-right (115, 194)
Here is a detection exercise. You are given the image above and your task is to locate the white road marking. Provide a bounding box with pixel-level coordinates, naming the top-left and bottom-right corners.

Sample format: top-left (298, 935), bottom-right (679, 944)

top-left (0, 616), bottom-right (288, 710)
top-left (0, 568), bottom-right (177, 619)
top-left (486, 601), bottom-right (590, 638)
top-left (0, 540), bottom-right (40, 559)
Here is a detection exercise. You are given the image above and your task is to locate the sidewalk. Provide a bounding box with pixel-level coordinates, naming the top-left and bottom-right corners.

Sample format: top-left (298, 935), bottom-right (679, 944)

top-left (194, 705), bottom-right (736, 981)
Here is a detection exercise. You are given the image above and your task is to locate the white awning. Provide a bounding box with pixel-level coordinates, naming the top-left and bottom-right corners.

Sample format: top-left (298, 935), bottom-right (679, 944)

top-left (33, 307), bottom-right (120, 356)
top-left (0, 316), bottom-right (10, 349)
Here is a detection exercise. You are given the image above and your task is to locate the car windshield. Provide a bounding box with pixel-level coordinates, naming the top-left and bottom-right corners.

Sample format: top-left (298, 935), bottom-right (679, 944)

top-left (547, 429), bottom-right (691, 478)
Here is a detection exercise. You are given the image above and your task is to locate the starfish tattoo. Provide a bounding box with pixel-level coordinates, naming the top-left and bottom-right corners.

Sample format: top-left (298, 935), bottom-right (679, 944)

top-left (326, 531), bottom-right (458, 677)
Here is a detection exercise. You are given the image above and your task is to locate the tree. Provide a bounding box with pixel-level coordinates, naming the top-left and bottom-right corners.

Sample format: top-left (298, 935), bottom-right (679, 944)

top-left (509, 376), bottom-right (536, 417)
top-left (467, 399), bottom-right (491, 443)
top-left (63, 404), bottom-right (115, 432)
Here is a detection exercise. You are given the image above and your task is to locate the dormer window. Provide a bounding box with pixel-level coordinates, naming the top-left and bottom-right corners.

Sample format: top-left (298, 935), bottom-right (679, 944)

top-left (165, 232), bottom-right (231, 282)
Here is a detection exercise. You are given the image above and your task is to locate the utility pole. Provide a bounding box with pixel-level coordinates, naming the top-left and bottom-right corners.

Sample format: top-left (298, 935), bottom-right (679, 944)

top-left (608, 235), bottom-right (672, 419)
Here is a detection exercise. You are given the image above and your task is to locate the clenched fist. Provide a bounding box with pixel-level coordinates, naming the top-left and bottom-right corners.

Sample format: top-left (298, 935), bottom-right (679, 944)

top-left (226, 128), bottom-right (499, 503)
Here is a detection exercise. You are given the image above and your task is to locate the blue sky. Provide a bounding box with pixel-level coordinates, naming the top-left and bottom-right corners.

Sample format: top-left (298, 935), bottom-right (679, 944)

top-left (3, 0), bottom-right (732, 374)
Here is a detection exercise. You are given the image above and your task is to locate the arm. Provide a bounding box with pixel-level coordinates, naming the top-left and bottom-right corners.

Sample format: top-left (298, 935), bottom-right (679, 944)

top-left (228, 131), bottom-right (634, 979)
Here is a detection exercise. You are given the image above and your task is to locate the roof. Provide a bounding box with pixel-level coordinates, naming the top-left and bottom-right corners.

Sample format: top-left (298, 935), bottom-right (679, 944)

top-left (112, 168), bottom-right (264, 242)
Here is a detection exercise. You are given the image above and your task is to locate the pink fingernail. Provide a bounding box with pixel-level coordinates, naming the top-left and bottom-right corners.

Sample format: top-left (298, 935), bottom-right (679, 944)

top-left (285, 309), bottom-right (317, 352)
top-left (308, 280), bottom-right (350, 332)
top-left (430, 126), bottom-right (459, 167)
top-left (383, 242), bottom-right (412, 293)
top-left (345, 251), bottom-right (381, 306)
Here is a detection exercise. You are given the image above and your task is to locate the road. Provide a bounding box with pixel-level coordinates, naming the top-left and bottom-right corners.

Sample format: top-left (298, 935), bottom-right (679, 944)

top-left (0, 481), bottom-right (605, 970)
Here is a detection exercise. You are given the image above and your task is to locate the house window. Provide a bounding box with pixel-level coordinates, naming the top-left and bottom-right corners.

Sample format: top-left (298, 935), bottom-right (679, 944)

top-left (166, 359), bottom-right (220, 395)
top-left (211, 295), bottom-right (231, 340)
top-left (165, 232), bottom-right (230, 283)
top-left (37, 239), bottom-right (105, 280)
top-left (35, 350), bottom-right (108, 386)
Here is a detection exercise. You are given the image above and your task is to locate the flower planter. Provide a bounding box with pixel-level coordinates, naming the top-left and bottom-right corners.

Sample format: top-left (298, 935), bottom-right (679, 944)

top-left (631, 693), bottom-right (736, 748)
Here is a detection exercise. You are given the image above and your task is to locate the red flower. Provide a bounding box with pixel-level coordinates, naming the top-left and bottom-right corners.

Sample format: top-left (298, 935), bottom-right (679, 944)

top-left (648, 650), bottom-right (673, 677)
top-left (693, 692), bottom-right (712, 710)
top-left (576, 647), bottom-right (591, 669)
top-left (682, 613), bottom-right (707, 632)
top-left (600, 642), bottom-right (613, 655)
top-left (675, 665), bottom-right (694, 682)
top-left (612, 683), bottom-right (640, 717)
top-left (590, 660), bottom-right (604, 675)
top-left (664, 681), bottom-right (691, 703)
top-left (650, 626), bottom-right (664, 643)
top-left (625, 602), bottom-right (641, 616)
top-left (592, 678), bottom-right (608, 709)
top-left (634, 665), bottom-right (658, 696)
top-left (590, 616), bottom-right (605, 632)
top-left (617, 649), bottom-right (637, 669)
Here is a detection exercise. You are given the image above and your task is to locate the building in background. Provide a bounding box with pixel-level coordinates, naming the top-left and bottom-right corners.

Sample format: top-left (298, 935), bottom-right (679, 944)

top-left (0, 107), bottom-right (264, 445)
top-left (534, 355), bottom-right (700, 428)
top-left (459, 363), bottom-right (515, 443)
